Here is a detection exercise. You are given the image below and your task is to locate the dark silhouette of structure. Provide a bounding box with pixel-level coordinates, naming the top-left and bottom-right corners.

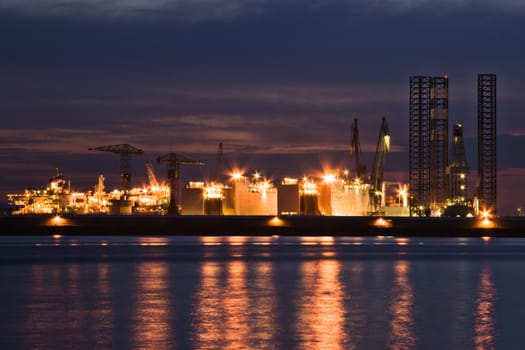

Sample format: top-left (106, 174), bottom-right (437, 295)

top-left (88, 144), bottom-right (144, 193)
top-left (409, 76), bottom-right (431, 215)
top-left (477, 73), bottom-right (497, 214)
top-left (449, 122), bottom-right (469, 204)
top-left (409, 75), bottom-right (449, 215)
top-left (157, 153), bottom-right (204, 215)
top-left (430, 76), bottom-right (449, 208)
top-left (350, 118), bottom-right (367, 179)
top-left (214, 142), bottom-right (223, 183)
top-left (369, 117), bottom-right (390, 214)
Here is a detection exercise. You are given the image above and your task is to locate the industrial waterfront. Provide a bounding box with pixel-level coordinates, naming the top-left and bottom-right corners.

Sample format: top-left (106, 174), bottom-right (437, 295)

top-left (3, 2), bottom-right (525, 349)
top-left (4, 74), bottom-right (504, 220)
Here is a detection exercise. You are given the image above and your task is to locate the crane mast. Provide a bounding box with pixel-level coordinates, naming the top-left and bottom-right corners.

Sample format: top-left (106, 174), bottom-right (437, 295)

top-left (350, 118), bottom-right (367, 180)
top-left (145, 162), bottom-right (159, 188)
top-left (369, 117), bottom-right (390, 215)
top-left (88, 144), bottom-right (144, 194)
top-left (214, 142), bottom-right (223, 183)
top-left (157, 153), bottom-right (204, 215)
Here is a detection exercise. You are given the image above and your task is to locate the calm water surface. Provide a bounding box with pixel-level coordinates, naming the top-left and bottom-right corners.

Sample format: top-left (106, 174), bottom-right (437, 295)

top-left (1, 235), bottom-right (525, 349)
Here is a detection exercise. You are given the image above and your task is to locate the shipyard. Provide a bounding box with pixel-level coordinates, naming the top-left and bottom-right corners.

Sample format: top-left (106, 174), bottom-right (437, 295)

top-left (3, 73), bottom-right (524, 239)
top-left (3, 3), bottom-right (525, 349)
top-left (3, 75), bottom-right (503, 221)
top-left (6, 120), bottom-right (412, 218)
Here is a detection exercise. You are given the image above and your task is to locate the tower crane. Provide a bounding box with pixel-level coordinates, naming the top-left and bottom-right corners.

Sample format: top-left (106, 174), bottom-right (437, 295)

top-left (369, 117), bottom-right (390, 215)
top-left (350, 118), bottom-right (367, 180)
top-left (214, 142), bottom-right (223, 183)
top-left (88, 144), bottom-right (144, 193)
top-left (157, 153), bottom-right (204, 215)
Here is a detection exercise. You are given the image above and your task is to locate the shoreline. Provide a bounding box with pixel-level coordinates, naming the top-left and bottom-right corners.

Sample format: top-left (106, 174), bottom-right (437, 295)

top-left (1, 215), bottom-right (524, 237)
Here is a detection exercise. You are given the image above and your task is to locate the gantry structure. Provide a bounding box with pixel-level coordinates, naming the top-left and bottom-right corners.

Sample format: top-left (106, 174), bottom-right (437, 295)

top-left (409, 76), bottom-right (431, 215)
top-left (88, 144), bottom-right (144, 193)
top-left (477, 73), bottom-right (497, 214)
top-left (157, 153), bottom-right (204, 215)
top-left (409, 75), bottom-right (449, 215)
top-left (430, 76), bottom-right (449, 209)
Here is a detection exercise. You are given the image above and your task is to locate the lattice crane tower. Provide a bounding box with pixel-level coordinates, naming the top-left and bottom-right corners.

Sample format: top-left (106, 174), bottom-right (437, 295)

top-left (88, 144), bottom-right (144, 192)
top-left (477, 73), bottom-right (497, 214)
top-left (157, 153), bottom-right (204, 215)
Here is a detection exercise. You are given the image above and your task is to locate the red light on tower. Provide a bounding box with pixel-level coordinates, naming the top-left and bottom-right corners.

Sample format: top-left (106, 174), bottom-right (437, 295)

top-left (444, 74), bottom-right (449, 79)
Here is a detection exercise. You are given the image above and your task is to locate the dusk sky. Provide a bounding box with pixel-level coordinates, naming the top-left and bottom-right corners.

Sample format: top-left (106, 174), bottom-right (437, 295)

top-left (1, 0), bottom-right (524, 214)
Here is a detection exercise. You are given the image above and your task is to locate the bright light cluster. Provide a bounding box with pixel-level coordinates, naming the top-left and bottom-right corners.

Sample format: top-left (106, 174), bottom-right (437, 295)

top-left (204, 183), bottom-right (224, 199)
top-left (301, 178), bottom-right (318, 195)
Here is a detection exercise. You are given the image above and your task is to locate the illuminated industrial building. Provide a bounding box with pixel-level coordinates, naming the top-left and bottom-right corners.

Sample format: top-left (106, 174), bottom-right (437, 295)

top-left (7, 169), bottom-right (67, 214)
top-left (6, 115), bottom-right (405, 217)
top-left (181, 182), bottom-right (206, 215)
top-left (277, 178), bottom-right (300, 215)
top-left (228, 172), bottom-right (278, 215)
top-left (299, 178), bottom-right (321, 215)
top-left (319, 177), bottom-right (370, 216)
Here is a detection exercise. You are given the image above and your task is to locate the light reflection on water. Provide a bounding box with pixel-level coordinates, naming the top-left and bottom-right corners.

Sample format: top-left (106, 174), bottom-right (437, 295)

top-left (388, 261), bottom-right (415, 349)
top-left (131, 262), bottom-right (173, 349)
top-left (474, 264), bottom-right (496, 350)
top-left (1, 235), bottom-right (521, 349)
top-left (297, 259), bottom-right (347, 349)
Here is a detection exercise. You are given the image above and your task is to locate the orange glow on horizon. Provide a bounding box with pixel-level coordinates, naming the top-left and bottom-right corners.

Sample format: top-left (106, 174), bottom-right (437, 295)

top-left (268, 216), bottom-right (285, 227)
top-left (373, 217), bottom-right (392, 228)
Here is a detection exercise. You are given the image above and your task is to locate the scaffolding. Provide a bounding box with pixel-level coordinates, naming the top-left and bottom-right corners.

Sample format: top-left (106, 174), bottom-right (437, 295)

top-left (477, 73), bottom-right (497, 214)
top-left (430, 76), bottom-right (449, 209)
top-left (409, 76), bottom-right (431, 215)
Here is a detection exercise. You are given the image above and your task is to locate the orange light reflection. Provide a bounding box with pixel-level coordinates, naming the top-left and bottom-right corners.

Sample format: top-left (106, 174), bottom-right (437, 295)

top-left (137, 237), bottom-right (169, 247)
top-left (227, 236), bottom-right (248, 246)
top-left (200, 236), bottom-right (223, 245)
top-left (223, 261), bottom-right (250, 349)
top-left (296, 260), bottom-right (348, 349)
top-left (474, 264), bottom-right (495, 350)
top-left (388, 261), bottom-right (416, 349)
top-left (131, 262), bottom-right (172, 348)
top-left (192, 262), bottom-right (223, 347)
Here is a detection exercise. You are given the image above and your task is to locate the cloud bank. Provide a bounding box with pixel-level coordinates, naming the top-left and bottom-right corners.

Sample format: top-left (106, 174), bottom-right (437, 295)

top-left (2, 0), bottom-right (525, 20)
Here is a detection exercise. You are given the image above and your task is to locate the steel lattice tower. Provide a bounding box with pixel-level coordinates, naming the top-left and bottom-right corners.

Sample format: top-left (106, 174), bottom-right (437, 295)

top-left (430, 76), bottom-right (449, 208)
top-left (477, 74), bottom-right (497, 214)
top-left (409, 76), bottom-right (431, 215)
top-left (450, 122), bottom-right (468, 204)
top-left (88, 144), bottom-right (144, 192)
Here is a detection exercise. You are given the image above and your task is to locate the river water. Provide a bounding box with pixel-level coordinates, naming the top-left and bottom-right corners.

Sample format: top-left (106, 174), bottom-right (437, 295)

top-left (1, 235), bottom-right (525, 349)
